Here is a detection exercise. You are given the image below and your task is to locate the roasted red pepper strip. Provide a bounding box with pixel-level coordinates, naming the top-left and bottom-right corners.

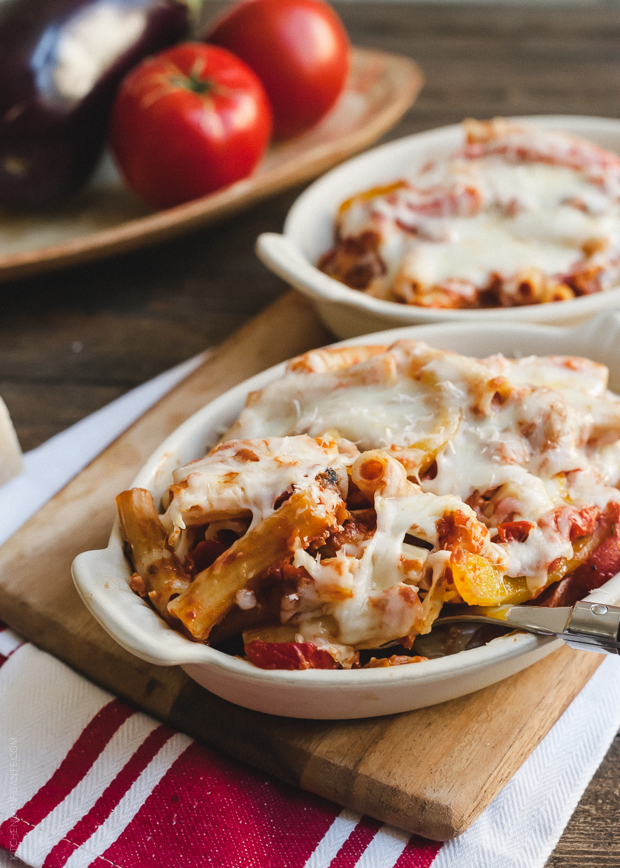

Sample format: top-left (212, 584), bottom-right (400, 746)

top-left (245, 641), bottom-right (339, 670)
top-left (568, 505), bottom-right (600, 540)
top-left (494, 520), bottom-right (534, 543)
top-left (538, 503), bottom-right (620, 607)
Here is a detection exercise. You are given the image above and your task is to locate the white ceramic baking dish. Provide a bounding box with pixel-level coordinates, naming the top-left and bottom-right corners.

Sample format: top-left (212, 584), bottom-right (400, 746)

top-left (256, 116), bottom-right (620, 339)
top-left (72, 312), bottom-right (620, 719)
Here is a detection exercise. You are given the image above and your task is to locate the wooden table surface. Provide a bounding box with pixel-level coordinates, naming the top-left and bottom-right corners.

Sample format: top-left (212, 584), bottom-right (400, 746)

top-left (1, 3), bottom-right (619, 864)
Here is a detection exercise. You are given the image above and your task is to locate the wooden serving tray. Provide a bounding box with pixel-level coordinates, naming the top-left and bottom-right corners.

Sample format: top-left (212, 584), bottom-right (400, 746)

top-left (0, 293), bottom-right (601, 841)
top-left (0, 48), bottom-right (422, 283)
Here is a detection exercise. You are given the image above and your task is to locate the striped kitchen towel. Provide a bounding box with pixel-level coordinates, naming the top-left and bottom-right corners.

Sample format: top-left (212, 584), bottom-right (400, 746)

top-left (0, 632), bottom-right (618, 868)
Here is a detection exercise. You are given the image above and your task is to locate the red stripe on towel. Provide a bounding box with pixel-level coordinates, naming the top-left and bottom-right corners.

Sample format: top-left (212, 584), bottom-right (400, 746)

top-left (42, 724), bottom-right (175, 868)
top-left (95, 740), bottom-right (340, 868)
top-left (328, 816), bottom-right (382, 868)
top-left (393, 834), bottom-right (443, 867)
top-left (0, 699), bottom-right (134, 854)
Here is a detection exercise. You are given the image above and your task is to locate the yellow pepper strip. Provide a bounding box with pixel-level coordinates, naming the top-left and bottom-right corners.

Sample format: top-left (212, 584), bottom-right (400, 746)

top-left (338, 181), bottom-right (408, 217)
top-left (450, 554), bottom-right (531, 607)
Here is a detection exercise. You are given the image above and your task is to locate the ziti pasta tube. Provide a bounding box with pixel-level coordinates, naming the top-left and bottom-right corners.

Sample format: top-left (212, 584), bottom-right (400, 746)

top-left (168, 487), bottom-right (344, 641)
top-left (117, 488), bottom-right (190, 618)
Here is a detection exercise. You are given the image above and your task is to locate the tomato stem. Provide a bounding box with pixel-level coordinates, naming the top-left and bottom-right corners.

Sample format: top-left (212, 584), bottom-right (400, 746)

top-left (171, 74), bottom-right (213, 95)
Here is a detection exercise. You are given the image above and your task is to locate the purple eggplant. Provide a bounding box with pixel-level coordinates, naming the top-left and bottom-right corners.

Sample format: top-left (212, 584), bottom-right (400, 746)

top-left (0, 0), bottom-right (190, 208)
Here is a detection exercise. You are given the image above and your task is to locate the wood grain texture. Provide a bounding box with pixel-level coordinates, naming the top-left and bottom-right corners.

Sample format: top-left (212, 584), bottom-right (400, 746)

top-left (0, 2), bottom-right (618, 859)
top-left (0, 294), bottom-right (329, 714)
top-left (0, 292), bottom-right (605, 840)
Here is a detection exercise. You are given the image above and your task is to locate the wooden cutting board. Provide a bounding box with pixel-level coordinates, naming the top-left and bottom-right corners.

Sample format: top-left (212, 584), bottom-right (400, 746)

top-left (0, 292), bottom-right (602, 841)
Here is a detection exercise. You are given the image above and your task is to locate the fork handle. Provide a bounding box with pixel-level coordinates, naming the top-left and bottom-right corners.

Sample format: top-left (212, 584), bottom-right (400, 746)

top-left (562, 601), bottom-right (620, 654)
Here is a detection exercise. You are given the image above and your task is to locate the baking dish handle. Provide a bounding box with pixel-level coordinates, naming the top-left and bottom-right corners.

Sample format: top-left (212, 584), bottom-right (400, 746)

top-left (256, 232), bottom-right (356, 304)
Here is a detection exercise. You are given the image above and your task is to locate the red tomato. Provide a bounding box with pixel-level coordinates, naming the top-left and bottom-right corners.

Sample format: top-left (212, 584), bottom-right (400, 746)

top-left (207, 0), bottom-right (350, 140)
top-left (110, 43), bottom-right (272, 209)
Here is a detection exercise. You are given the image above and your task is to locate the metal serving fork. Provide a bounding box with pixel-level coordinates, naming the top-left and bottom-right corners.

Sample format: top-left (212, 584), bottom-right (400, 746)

top-left (435, 599), bottom-right (620, 655)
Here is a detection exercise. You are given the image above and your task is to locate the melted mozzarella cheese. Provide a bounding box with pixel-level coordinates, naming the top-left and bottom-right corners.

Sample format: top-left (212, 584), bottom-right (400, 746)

top-left (389, 159), bottom-right (616, 287)
top-left (291, 481), bottom-right (506, 649)
top-left (229, 341), bottom-right (620, 590)
top-left (166, 435), bottom-right (348, 536)
top-left (227, 346), bottom-right (454, 455)
top-left (332, 123), bottom-right (620, 303)
top-left (161, 340), bottom-right (620, 660)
